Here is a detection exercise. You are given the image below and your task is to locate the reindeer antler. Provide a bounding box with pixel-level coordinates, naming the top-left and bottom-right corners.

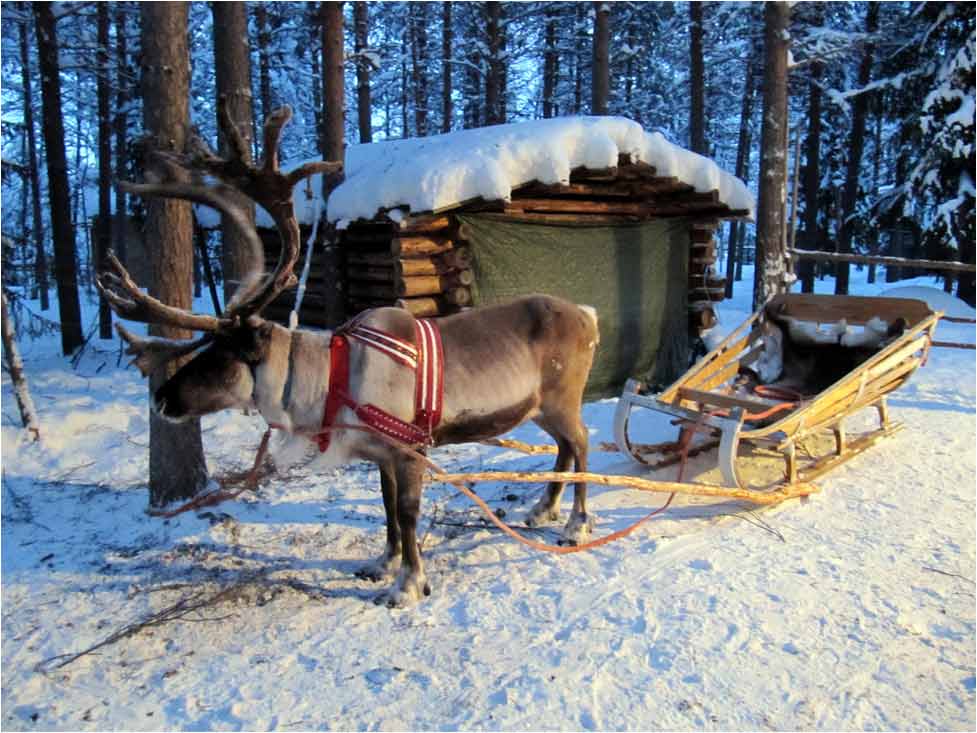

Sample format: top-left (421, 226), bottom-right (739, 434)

top-left (97, 251), bottom-right (228, 332)
top-left (98, 99), bottom-right (344, 373)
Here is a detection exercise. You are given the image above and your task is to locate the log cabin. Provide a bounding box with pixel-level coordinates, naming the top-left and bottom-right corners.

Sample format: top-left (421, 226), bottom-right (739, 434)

top-left (251, 117), bottom-right (754, 398)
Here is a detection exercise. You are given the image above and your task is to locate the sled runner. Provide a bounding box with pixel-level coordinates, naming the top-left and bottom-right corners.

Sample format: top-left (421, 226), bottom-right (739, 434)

top-left (615, 293), bottom-right (942, 490)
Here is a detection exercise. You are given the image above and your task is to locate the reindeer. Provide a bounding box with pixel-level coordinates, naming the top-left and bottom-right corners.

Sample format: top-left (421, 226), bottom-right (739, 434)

top-left (99, 105), bottom-right (600, 607)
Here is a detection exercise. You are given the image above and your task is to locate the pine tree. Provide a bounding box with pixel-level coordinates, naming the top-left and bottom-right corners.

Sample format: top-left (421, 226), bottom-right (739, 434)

top-left (32, 1), bottom-right (84, 355)
top-left (140, 0), bottom-right (209, 508)
top-left (213, 1), bottom-right (257, 302)
top-left (753, 1), bottom-right (791, 310)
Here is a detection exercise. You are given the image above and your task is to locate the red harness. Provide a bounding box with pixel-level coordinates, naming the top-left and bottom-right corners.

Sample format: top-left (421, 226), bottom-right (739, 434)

top-left (317, 316), bottom-right (444, 452)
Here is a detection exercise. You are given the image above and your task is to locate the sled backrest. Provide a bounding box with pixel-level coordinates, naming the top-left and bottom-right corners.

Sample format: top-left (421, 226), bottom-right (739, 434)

top-left (766, 293), bottom-right (934, 328)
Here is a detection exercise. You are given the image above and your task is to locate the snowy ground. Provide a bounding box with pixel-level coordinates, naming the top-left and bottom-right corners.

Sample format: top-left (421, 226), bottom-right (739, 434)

top-left (2, 269), bottom-right (975, 731)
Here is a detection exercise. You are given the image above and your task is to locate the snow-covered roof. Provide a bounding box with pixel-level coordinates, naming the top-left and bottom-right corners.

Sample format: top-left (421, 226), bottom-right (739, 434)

top-left (327, 116), bottom-right (755, 225)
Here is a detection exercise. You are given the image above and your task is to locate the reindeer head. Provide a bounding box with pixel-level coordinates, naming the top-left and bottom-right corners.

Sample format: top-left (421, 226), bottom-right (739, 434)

top-left (98, 102), bottom-right (341, 422)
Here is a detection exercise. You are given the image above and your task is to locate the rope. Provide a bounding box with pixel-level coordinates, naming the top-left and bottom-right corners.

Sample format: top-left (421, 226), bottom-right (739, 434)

top-left (147, 428), bottom-right (273, 519)
top-left (328, 423), bottom-right (678, 555)
top-left (151, 421), bottom-right (681, 554)
top-left (288, 179), bottom-right (322, 331)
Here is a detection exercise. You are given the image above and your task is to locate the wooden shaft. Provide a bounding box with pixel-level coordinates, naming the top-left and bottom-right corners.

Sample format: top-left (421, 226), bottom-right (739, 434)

top-left (431, 470), bottom-right (819, 505)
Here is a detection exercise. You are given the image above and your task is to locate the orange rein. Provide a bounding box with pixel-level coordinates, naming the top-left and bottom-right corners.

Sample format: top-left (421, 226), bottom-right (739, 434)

top-left (152, 421), bottom-right (684, 553)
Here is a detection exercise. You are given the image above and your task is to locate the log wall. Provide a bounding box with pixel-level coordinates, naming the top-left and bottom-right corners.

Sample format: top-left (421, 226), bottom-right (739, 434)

top-left (261, 155), bottom-right (745, 332)
top-left (340, 214), bottom-right (473, 318)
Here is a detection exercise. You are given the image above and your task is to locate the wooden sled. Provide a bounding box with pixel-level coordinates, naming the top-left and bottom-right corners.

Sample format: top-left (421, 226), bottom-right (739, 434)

top-left (615, 293), bottom-right (942, 490)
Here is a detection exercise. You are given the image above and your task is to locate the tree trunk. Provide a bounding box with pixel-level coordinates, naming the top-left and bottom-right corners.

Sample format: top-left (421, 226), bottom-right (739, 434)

top-left (354, 1), bottom-right (373, 143)
top-left (140, 1), bottom-right (208, 508)
top-left (724, 37), bottom-right (757, 297)
top-left (1, 290), bottom-right (40, 441)
top-left (484, 2), bottom-right (505, 125)
top-left (463, 6), bottom-right (481, 128)
top-left (32, 1), bottom-right (84, 355)
top-left (573, 3), bottom-right (585, 114)
top-left (542, 5), bottom-right (559, 118)
top-left (441, 2), bottom-right (453, 133)
top-left (254, 3), bottom-right (273, 127)
top-left (308, 3), bottom-right (323, 147)
top-left (799, 46), bottom-right (823, 293)
top-left (625, 22), bottom-right (636, 120)
top-left (195, 225), bottom-right (221, 315)
top-left (867, 106), bottom-right (882, 285)
top-left (592, 2), bottom-right (610, 115)
top-left (320, 0), bottom-right (347, 328)
top-left (752, 2), bottom-right (790, 311)
top-left (96, 2), bottom-right (112, 339)
top-left (836, 3), bottom-right (879, 295)
top-left (410, 2), bottom-right (429, 136)
top-left (113, 3), bottom-right (129, 269)
top-left (689, 1), bottom-right (707, 154)
top-left (959, 235), bottom-right (976, 306)
top-left (20, 14), bottom-right (49, 311)
top-left (212, 0), bottom-right (256, 303)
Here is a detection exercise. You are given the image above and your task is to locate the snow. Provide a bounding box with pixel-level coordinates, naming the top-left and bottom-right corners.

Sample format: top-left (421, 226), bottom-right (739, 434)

top-left (2, 269), bottom-right (975, 730)
top-left (327, 116), bottom-right (755, 225)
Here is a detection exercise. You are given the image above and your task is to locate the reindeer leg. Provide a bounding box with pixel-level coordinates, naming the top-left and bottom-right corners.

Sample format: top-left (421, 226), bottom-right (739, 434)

top-left (378, 456), bottom-right (430, 607)
top-left (560, 418), bottom-right (595, 545)
top-left (527, 414), bottom-right (595, 543)
top-left (356, 461), bottom-right (401, 582)
top-left (525, 434), bottom-right (573, 527)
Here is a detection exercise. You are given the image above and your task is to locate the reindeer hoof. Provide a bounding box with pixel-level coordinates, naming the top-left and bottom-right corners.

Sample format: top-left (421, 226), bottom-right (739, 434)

top-left (376, 570), bottom-right (429, 608)
top-left (561, 511), bottom-right (596, 545)
top-left (525, 500), bottom-right (561, 527)
top-left (356, 547), bottom-right (401, 582)
top-left (356, 558), bottom-right (399, 582)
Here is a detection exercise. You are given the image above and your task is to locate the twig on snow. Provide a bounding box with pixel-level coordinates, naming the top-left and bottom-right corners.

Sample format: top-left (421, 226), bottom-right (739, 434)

top-left (713, 509), bottom-right (786, 543)
top-left (34, 577), bottom-right (261, 673)
top-left (922, 566), bottom-right (974, 584)
top-left (48, 461), bottom-right (96, 483)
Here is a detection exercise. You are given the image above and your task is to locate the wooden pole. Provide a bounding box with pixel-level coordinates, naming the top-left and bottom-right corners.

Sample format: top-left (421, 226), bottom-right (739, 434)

top-left (789, 249), bottom-right (977, 273)
top-left (430, 470), bottom-right (819, 506)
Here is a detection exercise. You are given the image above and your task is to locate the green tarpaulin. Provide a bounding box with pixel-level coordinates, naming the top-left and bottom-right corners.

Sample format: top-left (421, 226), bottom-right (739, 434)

top-left (460, 214), bottom-right (690, 400)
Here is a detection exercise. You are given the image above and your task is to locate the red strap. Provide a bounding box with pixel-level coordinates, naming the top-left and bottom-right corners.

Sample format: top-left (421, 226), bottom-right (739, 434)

top-left (414, 318), bottom-right (444, 435)
top-left (318, 333), bottom-right (352, 452)
top-left (319, 320), bottom-right (445, 453)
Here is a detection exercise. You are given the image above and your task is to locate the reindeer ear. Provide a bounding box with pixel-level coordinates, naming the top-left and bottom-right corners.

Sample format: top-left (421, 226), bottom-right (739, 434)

top-left (234, 321), bottom-right (274, 364)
